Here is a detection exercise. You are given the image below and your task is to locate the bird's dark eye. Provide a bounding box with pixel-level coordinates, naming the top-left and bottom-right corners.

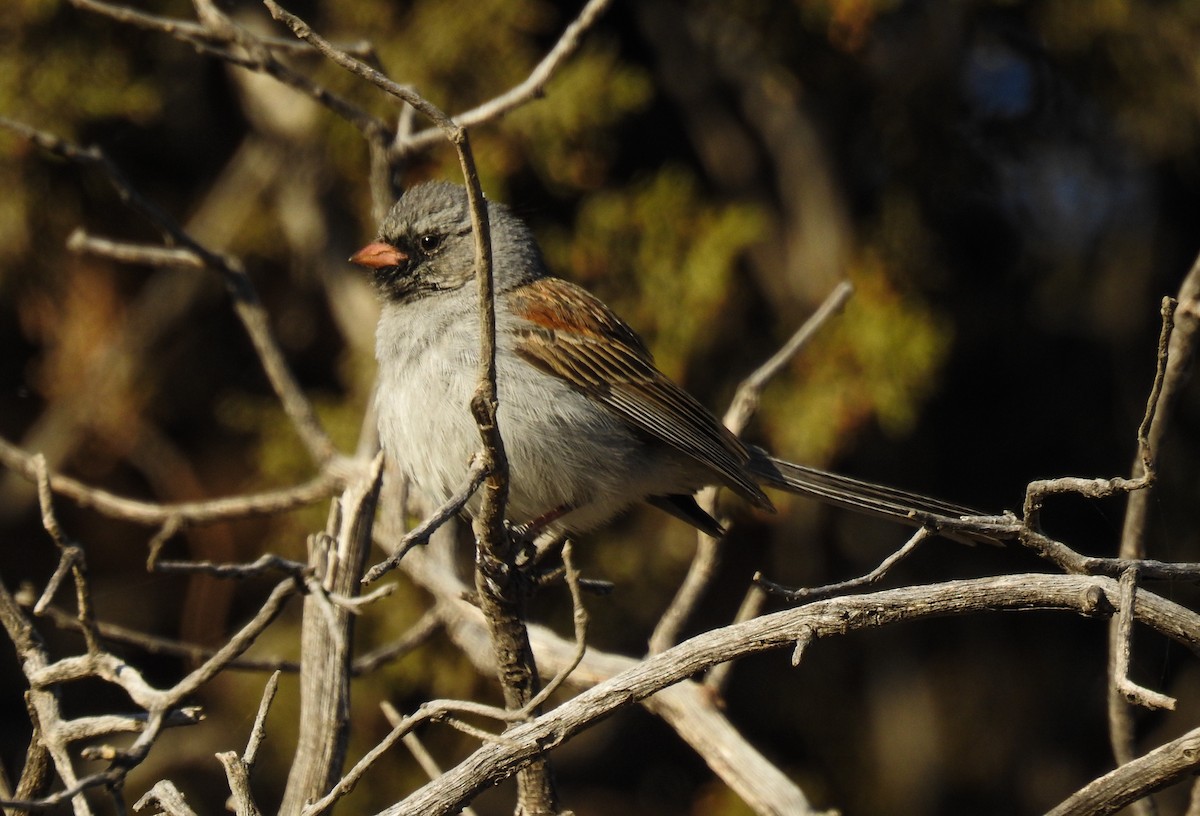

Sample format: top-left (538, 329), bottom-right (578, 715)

top-left (418, 234), bottom-right (442, 252)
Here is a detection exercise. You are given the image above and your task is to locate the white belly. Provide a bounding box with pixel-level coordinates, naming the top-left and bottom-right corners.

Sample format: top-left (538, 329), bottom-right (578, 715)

top-left (374, 301), bottom-right (658, 533)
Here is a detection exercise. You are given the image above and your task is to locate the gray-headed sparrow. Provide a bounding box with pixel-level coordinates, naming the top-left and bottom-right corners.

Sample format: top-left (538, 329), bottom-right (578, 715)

top-left (353, 182), bottom-right (980, 539)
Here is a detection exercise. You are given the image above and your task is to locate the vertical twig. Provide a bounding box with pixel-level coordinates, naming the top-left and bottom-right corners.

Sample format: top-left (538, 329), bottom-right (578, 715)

top-left (280, 454), bottom-right (384, 814)
top-left (1107, 265), bottom-right (1199, 805)
top-left (459, 148), bottom-right (559, 814)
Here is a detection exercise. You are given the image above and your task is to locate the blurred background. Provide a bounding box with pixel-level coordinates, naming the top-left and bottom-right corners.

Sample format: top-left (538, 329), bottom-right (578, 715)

top-left (2, 0), bottom-right (1200, 813)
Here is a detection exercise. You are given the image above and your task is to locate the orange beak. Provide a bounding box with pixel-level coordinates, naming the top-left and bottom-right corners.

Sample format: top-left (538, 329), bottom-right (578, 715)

top-left (350, 242), bottom-right (408, 269)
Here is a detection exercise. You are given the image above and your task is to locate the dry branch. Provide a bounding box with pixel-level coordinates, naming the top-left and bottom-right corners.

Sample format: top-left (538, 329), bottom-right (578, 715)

top-left (385, 573), bottom-right (1200, 816)
top-left (1048, 726), bottom-right (1200, 816)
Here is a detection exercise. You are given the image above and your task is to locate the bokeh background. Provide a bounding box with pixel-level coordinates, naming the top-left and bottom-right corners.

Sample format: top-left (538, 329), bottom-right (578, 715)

top-left (3, 0), bottom-right (1200, 813)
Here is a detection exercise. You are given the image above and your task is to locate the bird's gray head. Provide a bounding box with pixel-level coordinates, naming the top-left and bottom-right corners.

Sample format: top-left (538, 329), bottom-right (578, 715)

top-left (350, 181), bottom-right (545, 304)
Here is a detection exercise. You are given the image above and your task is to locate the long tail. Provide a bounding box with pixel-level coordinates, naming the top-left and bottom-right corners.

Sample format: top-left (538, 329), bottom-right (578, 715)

top-left (747, 451), bottom-right (999, 543)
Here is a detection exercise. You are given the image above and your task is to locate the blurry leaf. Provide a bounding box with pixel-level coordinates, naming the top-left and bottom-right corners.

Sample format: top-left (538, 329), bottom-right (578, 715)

top-left (0, 13), bottom-right (161, 131)
top-left (542, 167), bottom-right (766, 378)
top-left (507, 40), bottom-right (653, 189)
top-left (760, 250), bottom-right (951, 464)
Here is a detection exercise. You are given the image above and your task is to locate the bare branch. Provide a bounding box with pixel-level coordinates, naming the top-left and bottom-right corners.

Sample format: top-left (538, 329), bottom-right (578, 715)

top-left (385, 573), bottom-right (1200, 816)
top-left (362, 456), bottom-right (488, 584)
top-left (352, 610), bottom-right (443, 675)
top-left (1014, 526), bottom-right (1200, 580)
top-left (516, 541), bottom-right (588, 716)
top-left (389, 0), bottom-right (617, 156)
top-left (69, 0), bottom-right (373, 56)
top-left (264, 5), bottom-right (559, 804)
top-left (380, 705), bottom-right (481, 816)
top-left (1047, 726), bottom-right (1200, 816)
top-left (56, 710), bottom-right (204, 744)
top-left (245, 670), bottom-right (282, 767)
top-left (280, 452), bottom-right (383, 812)
top-left (218, 669), bottom-right (279, 816)
top-left (24, 596), bottom-right (299, 674)
top-left (300, 696), bottom-right (515, 816)
top-left (725, 280), bottom-right (855, 436)
top-left (216, 753), bottom-right (262, 816)
top-left (704, 585), bottom-right (767, 693)
top-left (30, 578), bottom-right (297, 707)
top-left (149, 553), bottom-right (310, 580)
top-left (0, 581), bottom-right (91, 816)
top-left (398, 536), bottom-right (825, 815)
top-left (32, 456), bottom-right (102, 656)
top-left (1111, 569), bottom-right (1175, 711)
top-left (72, 0), bottom-right (386, 140)
top-left (263, 0), bottom-right (452, 131)
top-left (756, 527), bottom-right (933, 602)
top-left (132, 782), bottom-right (198, 816)
top-left (1107, 264), bottom-right (1200, 797)
top-left (0, 436), bottom-right (338, 525)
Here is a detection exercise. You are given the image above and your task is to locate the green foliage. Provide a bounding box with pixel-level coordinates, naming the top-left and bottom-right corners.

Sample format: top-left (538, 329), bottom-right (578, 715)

top-left (541, 167), bottom-right (766, 378)
top-left (760, 252), bottom-right (951, 465)
top-left (352, 0), bottom-right (552, 108)
top-left (0, 5), bottom-right (161, 132)
top-left (506, 39), bottom-right (653, 190)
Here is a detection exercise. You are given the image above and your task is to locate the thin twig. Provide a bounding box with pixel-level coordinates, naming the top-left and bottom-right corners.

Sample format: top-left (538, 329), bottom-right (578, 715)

top-left (381, 704), bottom-right (482, 816)
top-left (362, 456), bottom-right (489, 584)
top-left (69, 0), bottom-right (374, 56)
top-left (31, 578), bottom-right (297, 707)
top-left (1, 436), bottom-right (338, 528)
top-left (389, 0), bottom-right (616, 156)
top-left (516, 541), bottom-right (588, 715)
top-left (1112, 568), bottom-right (1175, 711)
top-left (724, 280), bottom-right (855, 435)
top-left (214, 670), bottom-right (278, 816)
top-left (73, 0), bottom-right (385, 139)
top-left (264, 0), bottom-right (456, 131)
top-left (299, 697), bottom-right (512, 816)
top-left (244, 670), bottom-right (281, 766)
top-left (756, 528), bottom-right (933, 602)
top-left (33, 456), bottom-right (102, 655)
top-left (150, 553), bottom-right (310, 580)
top-left (0, 582), bottom-right (93, 816)
top-left (23, 596), bottom-right (299, 673)
top-left (1108, 266), bottom-right (1200, 804)
top-left (68, 231), bottom-right (207, 268)
top-left (352, 610), bottom-right (443, 675)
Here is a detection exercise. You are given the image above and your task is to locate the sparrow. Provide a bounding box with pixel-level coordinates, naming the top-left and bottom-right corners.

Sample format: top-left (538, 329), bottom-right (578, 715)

top-left (352, 181), bottom-right (982, 540)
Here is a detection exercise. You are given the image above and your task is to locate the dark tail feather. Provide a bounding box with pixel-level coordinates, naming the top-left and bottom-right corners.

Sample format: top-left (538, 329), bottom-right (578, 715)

top-left (747, 451), bottom-right (1001, 544)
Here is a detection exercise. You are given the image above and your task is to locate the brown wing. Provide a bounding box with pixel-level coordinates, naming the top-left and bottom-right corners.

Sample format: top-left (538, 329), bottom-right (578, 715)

top-left (507, 277), bottom-right (772, 509)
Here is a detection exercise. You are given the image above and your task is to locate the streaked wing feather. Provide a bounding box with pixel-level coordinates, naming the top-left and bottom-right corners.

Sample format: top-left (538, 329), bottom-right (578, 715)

top-left (509, 278), bottom-right (771, 508)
